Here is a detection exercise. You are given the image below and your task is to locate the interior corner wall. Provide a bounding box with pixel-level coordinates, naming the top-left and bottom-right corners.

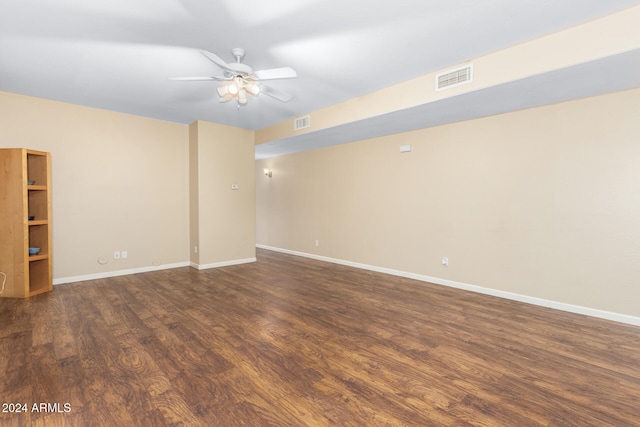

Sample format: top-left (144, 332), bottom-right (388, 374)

top-left (189, 121), bottom-right (200, 266)
top-left (256, 88), bottom-right (640, 318)
top-left (190, 120), bottom-right (256, 267)
top-left (0, 91), bottom-right (190, 281)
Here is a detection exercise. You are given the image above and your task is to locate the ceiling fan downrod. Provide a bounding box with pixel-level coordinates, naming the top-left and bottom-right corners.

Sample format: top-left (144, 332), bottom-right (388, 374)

top-left (231, 48), bottom-right (246, 64)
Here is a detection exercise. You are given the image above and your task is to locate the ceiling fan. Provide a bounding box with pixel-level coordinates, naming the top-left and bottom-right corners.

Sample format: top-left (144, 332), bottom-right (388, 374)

top-left (170, 48), bottom-right (297, 106)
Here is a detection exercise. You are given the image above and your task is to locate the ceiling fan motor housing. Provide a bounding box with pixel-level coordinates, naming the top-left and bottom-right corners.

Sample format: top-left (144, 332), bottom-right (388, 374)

top-left (231, 48), bottom-right (246, 62)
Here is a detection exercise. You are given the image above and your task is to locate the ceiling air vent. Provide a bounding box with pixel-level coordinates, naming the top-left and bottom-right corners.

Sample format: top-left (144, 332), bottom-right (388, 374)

top-left (294, 115), bottom-right (310, 131)
top-left (436, 64), bottom-right (473, 91)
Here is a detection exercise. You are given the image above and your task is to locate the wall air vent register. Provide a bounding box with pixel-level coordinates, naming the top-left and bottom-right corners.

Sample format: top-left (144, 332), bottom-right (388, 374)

top-left (294, 115), bottom-right (311, 131)
top-left (436, 64), bottom-right (473, 91)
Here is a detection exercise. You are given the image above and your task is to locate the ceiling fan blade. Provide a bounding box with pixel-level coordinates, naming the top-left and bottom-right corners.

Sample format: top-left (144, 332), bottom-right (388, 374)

top-left (168, 76), bottom-right (227, 81)
top-left (200, 50), bottom-right (233, 72)
top-left (260, 84), bottom-right (293, 102)
top-left (253, 67), bottom-right (297, 80)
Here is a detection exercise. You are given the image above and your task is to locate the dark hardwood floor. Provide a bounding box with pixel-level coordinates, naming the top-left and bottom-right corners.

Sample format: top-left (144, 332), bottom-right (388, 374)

top-left (2, 248), bottom-right (640, 426)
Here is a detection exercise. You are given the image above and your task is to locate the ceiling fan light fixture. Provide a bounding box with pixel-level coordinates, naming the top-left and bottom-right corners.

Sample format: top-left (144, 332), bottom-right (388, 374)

top-left (217, 84), bottom-right (234, 97)
top-left (217, 77), bottom-right (259, 105)
top-left (238, 88), bottom-right (248, 105)
top-left (245, 82), bottom-right (260, 96)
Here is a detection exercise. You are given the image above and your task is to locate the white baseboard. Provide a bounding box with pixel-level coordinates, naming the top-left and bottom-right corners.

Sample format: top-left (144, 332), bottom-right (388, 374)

top-left (54, 256), bottom-right (259, 284)
top-left (190, 257), bottom-right (257, 270)
top-left (256, 244), bottom-right (640, 327)
top-left (53, 261), bottom-right (191, 285)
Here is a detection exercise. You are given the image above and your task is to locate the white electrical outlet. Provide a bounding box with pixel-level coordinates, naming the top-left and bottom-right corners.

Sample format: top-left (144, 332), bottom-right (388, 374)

top-left (441, 257), bottom-right (448, 267)
top-left (121, 251), bottom-right (127, 259)
top-left (315, 240), bottom-right (319, 247)
top-left (231, 183), bottom-right (239, 190)
top-left (114, 251), bottom-right (120, 259)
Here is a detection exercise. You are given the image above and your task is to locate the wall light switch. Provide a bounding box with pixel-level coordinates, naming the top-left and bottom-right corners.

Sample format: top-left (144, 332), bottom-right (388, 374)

top-left (114, 251), bottom-right (120, 260)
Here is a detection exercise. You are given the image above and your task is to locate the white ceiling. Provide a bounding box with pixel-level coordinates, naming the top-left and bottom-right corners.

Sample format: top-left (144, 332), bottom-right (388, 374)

top-left (1, 1), bottom-right (639, 142)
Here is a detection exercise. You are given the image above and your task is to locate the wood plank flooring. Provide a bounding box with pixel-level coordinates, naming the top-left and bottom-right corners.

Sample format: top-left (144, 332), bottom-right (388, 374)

top-left (2, 248), bottom-right (640, 426)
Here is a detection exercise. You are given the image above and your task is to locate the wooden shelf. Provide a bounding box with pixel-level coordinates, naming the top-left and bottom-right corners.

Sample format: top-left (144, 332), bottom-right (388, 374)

top-left (29, 258), bottom-right (50, 296)
top-left (0, 148), bottom-right (53, 298)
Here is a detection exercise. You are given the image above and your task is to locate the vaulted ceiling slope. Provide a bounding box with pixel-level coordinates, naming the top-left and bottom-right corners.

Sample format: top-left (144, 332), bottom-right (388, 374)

top-left (1, 1), bottom-right (639, 154)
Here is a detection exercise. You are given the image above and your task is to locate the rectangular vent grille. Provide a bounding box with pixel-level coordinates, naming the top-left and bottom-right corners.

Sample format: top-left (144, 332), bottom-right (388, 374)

top-left (294, 115), bottom-right (310, 131)
top-left (436, 64), bottom-right (473, 91)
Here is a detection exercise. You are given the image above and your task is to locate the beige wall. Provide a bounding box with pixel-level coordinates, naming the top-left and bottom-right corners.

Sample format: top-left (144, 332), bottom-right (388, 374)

top-left (0, 92), bottom-right (256, 280)
top-left (191, 121), bottom-right (256, 266)
top-left (0, 91), bottom-right (190, 280)
top-left (256, 88), bottom-right (640, 317)
top-left (1, 81), bottom-right (637, 321)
